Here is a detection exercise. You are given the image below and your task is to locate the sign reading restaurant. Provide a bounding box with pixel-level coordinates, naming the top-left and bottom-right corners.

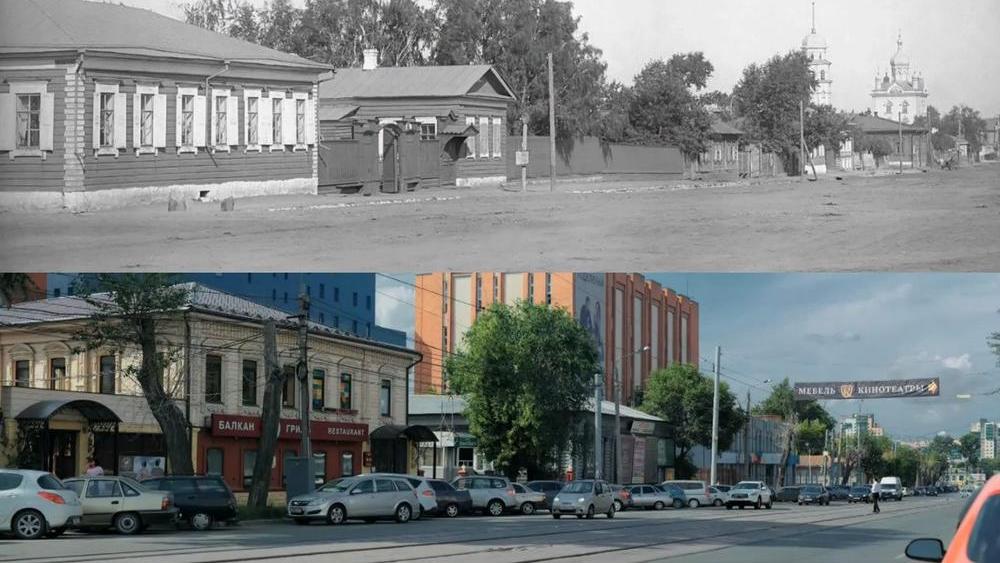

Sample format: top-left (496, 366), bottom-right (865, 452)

top-left (793, 378), bottom-right (940, 400)
top-left (210, 414), bottom-right (368, 441)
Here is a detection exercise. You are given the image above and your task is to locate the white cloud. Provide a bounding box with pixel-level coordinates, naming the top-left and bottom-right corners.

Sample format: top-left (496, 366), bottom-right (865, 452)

top-left (939, 353), bottom-right (972, 371)
top-left (374, 278), bottom-right (414, 344)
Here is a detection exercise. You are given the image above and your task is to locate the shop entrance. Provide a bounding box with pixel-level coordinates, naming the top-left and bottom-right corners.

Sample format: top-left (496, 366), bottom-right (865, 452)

top-left (15, 399), bottom-right (121, 475)
top-left (48, 430), bottom-right (78, 480)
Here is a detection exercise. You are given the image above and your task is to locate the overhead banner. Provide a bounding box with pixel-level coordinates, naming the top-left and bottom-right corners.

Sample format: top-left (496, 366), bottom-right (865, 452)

top-left (794, 378), bottom-right (940, 400)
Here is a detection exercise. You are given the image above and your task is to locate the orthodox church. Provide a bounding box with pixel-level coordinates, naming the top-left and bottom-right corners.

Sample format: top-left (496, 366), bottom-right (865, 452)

top-left (870, 33), bottom-right (928, 125)
top-left (801, 3), bottom-right (832, 106)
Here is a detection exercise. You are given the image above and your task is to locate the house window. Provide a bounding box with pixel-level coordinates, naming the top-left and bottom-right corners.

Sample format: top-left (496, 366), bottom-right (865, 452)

top-left (312, 369), bottom-right (325, 410)
top-left (352, 319), bottom-right (358, 334)
top-left (206, 448), bottom-right (224, 476)
top-left (282, 365), bottom-right (295, 408)
top-left (247, 96), bottom-right (259, 145)
top-left (99, 355), bottom-right (115, 394)
top-left (478, 116), bottom-right (489, 158)
top-left (214, 96), bottom-right (227, 146)
top-left (181, 95), bottom-right (195, 146)
top-left (139, 94), bottom-right (154, 147)
top-left (476, 275), bottom-right (483, 310)
top-left (442, 279), bottom-right (449, 314)
top-left (272, 289), bottom-right (277, 301)
top-left (49, 357), bottom-right (66, 390)
top-left (491, 117), bottom-right (502, 158)
top-left (465, 116), bottom-right (476, 158)
top-left (527, 273), bottom-right (534, 303)
top-left (242, 450), bottom-right (256, 489)
top-left (545, 273), bottom-right (552, 304)
top-left (820, 70), bottom-right (826, 81)
top-left (313, 451), bottom-right (326, 486)
top-left (886, 101), bottom-right (893, 115)
top-left (365, 295), bottom-right (371, 310)
top-left (205, 355), bottom-right (222, 404)
top-left (14, 360), bottom-right (30, 387)
top-left (341, 451), bottom-right (354, 477)
top-left (902, 101), bottom-right (909, 115)
top-left (334, 287), bottom-right (340, 302)
top-left (352, 292), bottom-right (358, 307)
top-left (242, 359), bottom-right (257, 406)
top-left (380, 379), bottom-right (391, 417)
top-left (272, 97), bottom-right (282, 145)
top-left (16, 94), bottom-right (40, 148)
top-left (295, 99), bottom-right (305, 145)
top-left (493, 273), bottom-right (499, 302)
top-left (442, 325), bottom-right (449, 354)
top-left (420, 122), bottom-right (437, 140)
top-left (340, 373), bottom-right (352, 410)
top-left (99, 93), bottom-right (115, 147)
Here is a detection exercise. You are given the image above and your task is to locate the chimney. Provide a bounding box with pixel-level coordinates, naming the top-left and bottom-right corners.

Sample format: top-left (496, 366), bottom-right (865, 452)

top-left (362, 49), bottom-right (378, 71)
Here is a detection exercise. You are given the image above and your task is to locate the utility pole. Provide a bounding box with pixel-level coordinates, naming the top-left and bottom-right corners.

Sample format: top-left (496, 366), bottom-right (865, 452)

top-left (547, 52), bottom-right (556, 193)
top-left (745, 390), bottom-right (751, 480)
top-left (613, 363), bottom-right (622, 484)
top-left (799, 100), bottom-right (806, 182)
top-left (594, 373), bottom-right (603, 480)
top-left (521, 114), bottom-right (528, 193)
top-left (297, 277), bottom-right (313, 490)
top-left (710, 346), bottom-right (721, 485)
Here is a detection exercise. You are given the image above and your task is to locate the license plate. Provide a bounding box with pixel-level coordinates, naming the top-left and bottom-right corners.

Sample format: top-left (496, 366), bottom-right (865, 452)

top-left (290, 507), bottom-right (303, 514)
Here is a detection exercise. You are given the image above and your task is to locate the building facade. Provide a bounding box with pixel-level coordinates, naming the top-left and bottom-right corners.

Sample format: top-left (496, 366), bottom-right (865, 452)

top-left (0, 0), bottom-right (327, 212)
top-left (801, 3), bottom-right (832, 106)
top-left (869, 33), bottom-right (928, 125)
top-left (412, 273), bottom-right (699, 404)
top-left (689, 414), bottom-right (794, 487)
top-left (983, 421), bottom-right (997, 460)
top-left (0, 284), bottom-right (420, 492)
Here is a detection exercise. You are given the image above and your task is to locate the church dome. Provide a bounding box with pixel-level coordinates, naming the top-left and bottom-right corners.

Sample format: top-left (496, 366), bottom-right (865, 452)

top-left (802, 31), bottom-right (827, 49)
top-left (890, 33), bottom-right (910, 67)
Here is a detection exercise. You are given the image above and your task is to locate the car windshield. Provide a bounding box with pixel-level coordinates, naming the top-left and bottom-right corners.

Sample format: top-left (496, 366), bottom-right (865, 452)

top-left (733, 482), bottom-right (758, 490)
top-left (318, 478), bottom-right (355, 492)
top-left (802, 486), bottom-right (822, 493)
top-left (561, 481), bottom-right (594, 494)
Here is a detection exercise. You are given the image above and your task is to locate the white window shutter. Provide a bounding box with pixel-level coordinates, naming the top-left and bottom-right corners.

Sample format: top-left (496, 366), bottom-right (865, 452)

top-left (259, 97), bottom-right (273, 145)
top-left (209, 95), bottom-right (218, 146)
top-left (305, 98), bottom-right (316, 145)
top-left (193, 95), bottom-right (207, 147)
top-left (113, 92), bottom-right (128, 149)
top-left (465, 116), bottom-right (475, 158)
top-left (492, 116), bottom-right (502, 158)
top-left (92, 91), bottom-right (101, 149)
top-left (39, 93), bottom-right (55, 151)
top-left (0, 93), bottom-right (16, 151)
top-left (478, 116), bottom-right (489, 158)
top-left (281, 97), bottom-right (295, 145)
top-left (227, 95), bottom-right (239, 146)
top-left (175, 93), bottom-right (183, 147)
top-left (153, 94), bottom-right (167, 148)
top-left (131, 93), bottom-right (141, 148)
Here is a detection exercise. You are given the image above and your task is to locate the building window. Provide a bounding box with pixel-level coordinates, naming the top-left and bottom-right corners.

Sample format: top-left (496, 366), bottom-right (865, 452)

top-left (341, 451), bottom-right (354, 477)
top-left (340, 373), bottom-right (352, 410)
top-left (242, 359), bottom-right (257, 406)
top-left (99, 355), bottom-right (115, 394)
top-left (319, 283), bottom-right (325, 299)
top-left (242, 450), bottom-right (256, 489)
top-left (14, 360), bottom-right (30, 387)
top-left (352, 292), bottom-right (358, 307)
top-left (247, 273), bottom-right (253, 283)
top-left (545, 273), bottom-right (552, 304)
top-left (181, 95), bottom-right (195, 146)
top-left (476, 275), bottom-right (483, 310)
top-left (16, 94), bottom-right (40, 149)
top-left (380, 380), bottom-right (391, 417)
top-left (313, 451), bottom-right (326, 486)
top-left (885, 101), bottom-right (893, 115)
top-left (99, 93), bottom-right (115, 147)
top-left (527, 273), bottom-right (534, 303)
top-left (491, 117), bottom-right (502, 158)
top-left (464, 116), bottom-right (476, 158)
top-left (902, 101), bottom-right (909, 115)
top-left (319, 312), bottom-right (325, 324)
top-left (271, 289), bottom-right (277, 301)
top-left (365, 295), bottom-right (371, 310)
top-left (312, 369), bottom-right (325, 410)
top-left (205, 355), bottom-right (222, 404)
top-left (820, 70), bottom-right (826, 81)
top-left (49, 357), bottom-right (66, 391)
top-left (295, 99), bottom-right (306, 145)
top-left (284, 291), bottom-right (288, 304)
top-left (333, 315), bottom-right (339, 327)
top-left (442, 325), bottom-right (449, 354)
top-left (206, 448), bottom-right (224, 476)
top-left (442, 278), bottom-right (449, 314)
top-left (478, 116), bottom-right (489, 158)
top-left (139, 94), bottom-right (154, 147)
top-left (247, 96), bottom-right (259, 145)
top-left (214, 96), bottom-right (227, 146)
top-left (53, 288), bottom-right (61, 297)
top-left (334, 287), bottom-right (340, 302)
top-left (493, 273), bottom-right (499, 302)
top-left (420, 122), bottom-right (437, 140)
top-left (352, 319), bottom-right (358, 334)
top-left (282, 365), bottom-right (296, 408)
top-left (272, 97), bottom-right (283, 145)
top-left (457, 447), bottom-right (474, 468)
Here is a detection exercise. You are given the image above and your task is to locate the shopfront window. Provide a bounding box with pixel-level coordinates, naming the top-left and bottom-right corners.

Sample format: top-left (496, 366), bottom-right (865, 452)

top-left (341, 451), bottom-right (354, 477)
top-left (340, 373), bottom-right (352, 410)
top-left (206, 448), bottom-right (224, 476)
top-left (457, 447), bottom-right (474, 468)
top-left (313, 451), bottom-right (326, 486)
top-left (242, 450), bottom-right (256, 489)
top-left (312, 369), bottom-right (325, 410)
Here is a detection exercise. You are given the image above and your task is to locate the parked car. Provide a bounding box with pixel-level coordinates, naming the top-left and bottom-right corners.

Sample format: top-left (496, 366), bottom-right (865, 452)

top-left (368, 473), bottom-right (436, 517)
top-left (707, 486), bottom-right (729, 506)
top-left (775, 486), bottom-right (801, 503)
top-left (287, 475), bottom-right (418, 525)
top-left (922, 486), bottom-right (939, 497)
top-left (659, 483), bottom-right (689, 506)
top-left (510, 482), bottom-right (548, 515)
top-left (425, 479), bottom-right (473, 518)
top-left (798, 484), bottom-right (831, 506)
top-left (829, 485), bottom-right (851, 500)
top-left (713, 484), bottom-right (733, 493)
top-left (451, 475), bottom-right (517, 516)
top-left (725, 480), bottom-right (773, 510)
top-left (551, 480), bottom-right (616, 519)
top-left (62, 475), bottom-right (177, 534)
top-left (902, 486), bottom-right (913, 497)
top-left (848, 485), bottom-right (871, 503)
top-left (525, 480), bottom-right (564, 509)
top-left (607, 484), bottom-right (633, 512)
top-left (0, 469), bottom-right (82, 539)
top-left (141, 475), bottom-right (237, 530)
top-left (903, 474), bottom-right (1000, 562)
top-left (626, 484), bottom-right (681, 510)
top-left (960, 486), bottom-right (976, 498)
top-left (662, 479), bottom-right (712, 508)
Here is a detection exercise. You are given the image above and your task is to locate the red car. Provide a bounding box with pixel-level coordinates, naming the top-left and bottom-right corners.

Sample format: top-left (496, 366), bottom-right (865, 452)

top-left (904, 475), bottom-right (1000, 562)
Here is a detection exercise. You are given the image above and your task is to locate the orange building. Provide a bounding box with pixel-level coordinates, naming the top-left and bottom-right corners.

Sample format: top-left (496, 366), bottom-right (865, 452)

top-left (413, 273), bottom-right (699, 404)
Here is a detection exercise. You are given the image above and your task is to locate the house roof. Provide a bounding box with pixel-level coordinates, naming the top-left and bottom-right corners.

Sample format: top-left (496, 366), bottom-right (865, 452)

top-left (408, 394), bottom-right (663, 422)
top-left (319, 65), bottom-right (515, 101)
top-left (846, 113), bottom-right (926, 134)
top-left (318, 104), bottom-right (360, 122)
top-left (0, 283), bottom-right (417, 357)
top-left (710, 119), bottom-right (744, 137)
top-left (0, 0), bottom-right (328, 70)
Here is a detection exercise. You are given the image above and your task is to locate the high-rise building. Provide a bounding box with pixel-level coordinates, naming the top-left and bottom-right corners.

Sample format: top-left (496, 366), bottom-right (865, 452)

top-left (412, 273), bottom-right (699, 402)
top-left (982, 422), bottom-right (998, 460)
top-left (841, 413), bottom-right (877, 438)
top-left (801, 2), bottom-right (832, 106)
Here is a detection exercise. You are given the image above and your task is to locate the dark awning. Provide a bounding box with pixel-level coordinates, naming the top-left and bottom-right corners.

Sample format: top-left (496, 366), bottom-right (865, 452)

top-left (370, 424), bottom-right (438, 442)
top-left (16, 399), bottom-right (121, 423)
top-left (440, 124), bottom-right (479, 137)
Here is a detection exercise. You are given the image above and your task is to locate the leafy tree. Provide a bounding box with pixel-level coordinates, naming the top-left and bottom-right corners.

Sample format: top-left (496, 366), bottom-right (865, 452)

top-left (959, 432), bottom-right (981, 467)
top-left (802, 105), bottom-right (848, 177)
top-left (75, 274), bottom-right (195, 475)
top-left (859, 435), bottom-right (892, 481)
top-left (888, 445), bottom-right (921, 487)
top-left (854, 135), bottom-right (895, 168)
top-left (445, 300), bottom-right (598, 479)
top-left (752, 378), bottom-right (834, 428)
top-left (941, 105), bottom-right (988, 157)
top-left (796, 419), bottom-right (827, 454)
top-left (640, 363), bottom-right (744, 478)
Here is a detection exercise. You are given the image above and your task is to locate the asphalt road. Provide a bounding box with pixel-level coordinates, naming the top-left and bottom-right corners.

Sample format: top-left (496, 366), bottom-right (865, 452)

top-left (1, 164), bottom-right (998, 272)
top-left (0, 495), bottom-right (962, 563)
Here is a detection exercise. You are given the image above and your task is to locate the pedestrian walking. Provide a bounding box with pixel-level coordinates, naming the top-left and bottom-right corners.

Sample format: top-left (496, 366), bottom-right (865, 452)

top-left (871, 479), bottom-right (881, 514)
top-left (85, 456), bottom-right (104, 476)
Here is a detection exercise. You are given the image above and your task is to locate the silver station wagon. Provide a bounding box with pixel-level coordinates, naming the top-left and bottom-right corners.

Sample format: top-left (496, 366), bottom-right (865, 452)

top-left (287, 475), bottom-right (419, 525)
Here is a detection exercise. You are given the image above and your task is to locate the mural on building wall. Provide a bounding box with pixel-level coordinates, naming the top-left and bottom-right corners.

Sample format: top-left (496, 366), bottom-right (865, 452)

top-left (573, 273), bottom-right (606, 367)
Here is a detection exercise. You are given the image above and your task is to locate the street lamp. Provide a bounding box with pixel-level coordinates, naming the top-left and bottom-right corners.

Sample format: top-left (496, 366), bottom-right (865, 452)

top-left (614, 345), bottom-right (650, 484)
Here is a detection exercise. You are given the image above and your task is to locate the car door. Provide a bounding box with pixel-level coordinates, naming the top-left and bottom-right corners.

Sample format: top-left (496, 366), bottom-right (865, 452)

top-left (594, 482), bottom-right (611, 512)
top-left (375, 479), bottom-right (399, 516)
top-left (468, 477), bottom-right (488, 508)
top-left (82, 479), bottom-right (123, 526)
top-left (0, 472), bottom-right (23, 528)
top-left (165, 478), bottom-right (197, 516)
top-left (121, 479), bottom-right (154, 513)
top-left (347, 478), bottom-right (376, 517)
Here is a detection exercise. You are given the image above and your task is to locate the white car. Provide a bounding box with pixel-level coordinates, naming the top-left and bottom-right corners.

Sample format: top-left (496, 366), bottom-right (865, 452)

top-left (725, 480), bottom-right (773, 510)
top-left (0, 469), bottom-right (83, 539)
top-left (707, 486), bottom-right (730, 506)
top-left (368, 473), bottom-right (437, 518)
top-left (662, 480), bottom-right (712, 508)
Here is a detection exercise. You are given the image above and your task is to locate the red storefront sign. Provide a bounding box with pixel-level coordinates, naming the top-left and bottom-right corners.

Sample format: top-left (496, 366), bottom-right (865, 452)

top-left (210, 414), bottom-right (367, 442)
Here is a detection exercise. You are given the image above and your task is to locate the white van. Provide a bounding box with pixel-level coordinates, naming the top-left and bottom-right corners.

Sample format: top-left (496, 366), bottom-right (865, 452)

top-left (661, 480), bottom-right (711, 507)
top-left (879, 477), bottom-right (903, 501)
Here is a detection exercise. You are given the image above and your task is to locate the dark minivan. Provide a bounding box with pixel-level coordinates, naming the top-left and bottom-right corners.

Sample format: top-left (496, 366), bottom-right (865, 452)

top-left (425, 479), bottom-right (473, 517)
top-left (142, 476), bottom-right (238, 530)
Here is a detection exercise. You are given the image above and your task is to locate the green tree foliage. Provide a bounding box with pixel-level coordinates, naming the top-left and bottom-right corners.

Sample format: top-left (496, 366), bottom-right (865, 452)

top-left (444, 301), bottom-right (598, 478)
top-left (854, 135), bottom-right (895, 167)
top-left (941, 105), bottom-right (988, 156)
top-left (886, 444), bottom-right (922, 487)
top-left (752, 378), bottom-right (834, 428)
top-left (959, 432), bottom-right (981, 467)
top-left (796, 419), bottom-right (827, 454)
top-left (640, 364), bottom-right (744, 478)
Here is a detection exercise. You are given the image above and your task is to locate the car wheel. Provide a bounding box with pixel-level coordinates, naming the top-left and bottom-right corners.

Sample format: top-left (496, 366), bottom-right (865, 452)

top-left (395, 503), bottom-right (412, 523)
top-left (614, 500), bottom-right (623, 512)
top-left (191, 512), bottom-right (213, 531)
top-left (13, 510), bottom-right (47, 540)
top-left (585, 505), bottom-right (595, 519)
top-left (576, 514), bottom-right (583, 519)
top-left (654, 501), bottom-right (665, 511)
top-left (673, 499), bottom-right (684, 509)
top-left (445, 503), bottom-right (460, 518)
top-left (327, 504), bottom-right (346, 525)
top-left (688, 499), bottom-right (700, 508)
top-left (114, 512), bottom-right (142, 535)
top-left (552, 514), bottom-right (561, 519)
top-left (607, 504), bottom-right (615, 519)
top-left (754, 498), bottom-right (761, 510)
top-left (520, 502), bottom-right (535, 516)
top-left (487, 499), bottom-right (505, 517)
top-left (766, 500), bottom-right (773, 510)
top-left (798, 501), bottom-right (803, 506)
top-left (713, 499), bottom-right (723, 507)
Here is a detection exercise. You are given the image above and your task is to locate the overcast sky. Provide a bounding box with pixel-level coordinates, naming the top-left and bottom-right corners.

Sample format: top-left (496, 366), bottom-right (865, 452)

top-left (124, 0), bottom-right (999, 115)
top-left (376, 273), bottom-right (1000, 441)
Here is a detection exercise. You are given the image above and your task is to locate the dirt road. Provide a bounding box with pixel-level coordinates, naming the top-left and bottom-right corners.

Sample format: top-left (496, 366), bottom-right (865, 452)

top-left (2, 164), bottom-right (998, 272)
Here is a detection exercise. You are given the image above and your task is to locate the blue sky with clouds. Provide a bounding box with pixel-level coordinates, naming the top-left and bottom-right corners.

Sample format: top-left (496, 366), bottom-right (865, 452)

top-left (376, 273), bottom-right (1000, 440)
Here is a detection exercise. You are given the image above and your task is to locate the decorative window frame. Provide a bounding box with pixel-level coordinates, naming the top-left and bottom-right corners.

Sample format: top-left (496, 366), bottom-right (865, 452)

top-left (210, 87), bottom-right (232, 154)
top-left (416, 116), bottom-right (437, 141)
top-left (243, 88), bottom-right (262, 153)
top-left (132, 84), bottom-right (160, 156)
top-left (491, 116), bottom-right (502, 159)
top-left (291, 91), bottom-right (310, 152)
top-left (175, 86), bottom-right (200, 155)
top-left (6, 81), bottom-right (52, 160)
top-left (267, 90), bottom-right (286, 153)
top-left (93, 82), bottom-right (123, 157)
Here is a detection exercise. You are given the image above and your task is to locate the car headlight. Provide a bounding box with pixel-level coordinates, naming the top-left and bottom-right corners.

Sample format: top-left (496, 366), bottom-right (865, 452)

top-left (307, 498), bottom-right (322, 505)
top-left (554, 497), bottom-right (560, 503)
top-left (578, 497), bottom-right (586, 503)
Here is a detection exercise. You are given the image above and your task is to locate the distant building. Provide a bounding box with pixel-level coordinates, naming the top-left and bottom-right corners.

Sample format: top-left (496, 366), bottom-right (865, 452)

top-left (982, 422), bottom-right (997, 460)
top-left (801, 2), bottom-right (832, 106)
top-left (689, 414), bottom-right (794, 487)
top-left (869, 32), bottom-right (928, 125)
top-left (842, 113), bottom-right (930, 170)
top-left (841, 413), bottom-right (877, 438)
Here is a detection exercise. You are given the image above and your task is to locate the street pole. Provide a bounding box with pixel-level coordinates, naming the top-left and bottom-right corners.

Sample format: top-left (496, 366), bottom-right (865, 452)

top-left (807, 442), bottom-right (812, 483)
top-left (899, 112), bottom-right (904, 173)
top-left (799, 100), bottom-right (806, 182)
top-left (614, 363), bottom-right (622, 484)
top-left (710, 346), bottom-right (721, 485)
top-left (521, 116), bottom-right (528, 193)
top-left (745, 390), bottom-right (751, 480)
top-left (594, 373), bottom-right (603, 480)
top-left (547, 52), bottom-right (556, 193)
top-left (297, 277), bottom-right (312, 490)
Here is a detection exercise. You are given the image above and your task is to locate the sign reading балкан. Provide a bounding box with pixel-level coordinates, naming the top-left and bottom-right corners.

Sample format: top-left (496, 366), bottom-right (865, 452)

top-left (794, 378), bottom-right (940, 400)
